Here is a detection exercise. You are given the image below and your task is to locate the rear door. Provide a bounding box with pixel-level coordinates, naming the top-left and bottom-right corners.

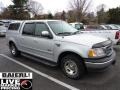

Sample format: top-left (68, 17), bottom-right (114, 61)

top-left (18, 22), bottom-right (36, 54)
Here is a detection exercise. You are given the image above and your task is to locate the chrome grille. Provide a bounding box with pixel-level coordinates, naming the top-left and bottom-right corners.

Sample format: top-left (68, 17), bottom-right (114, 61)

top-left (103, 45), bottom-right (112, 56)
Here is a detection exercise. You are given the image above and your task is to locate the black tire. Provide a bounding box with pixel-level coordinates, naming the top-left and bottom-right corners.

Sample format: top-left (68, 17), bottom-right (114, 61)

top-left (9, 43), bottom-right (21, 57)
top-left (61, 54), bottom-right (85, 79)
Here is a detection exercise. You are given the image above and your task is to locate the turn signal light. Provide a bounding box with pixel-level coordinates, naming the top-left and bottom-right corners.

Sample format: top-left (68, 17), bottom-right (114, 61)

top-left (88, 49), bottom-right (96, 58)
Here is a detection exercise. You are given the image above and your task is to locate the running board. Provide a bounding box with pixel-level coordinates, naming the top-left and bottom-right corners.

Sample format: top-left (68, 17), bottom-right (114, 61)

top-left (22, 52), bottom-right (58, 67)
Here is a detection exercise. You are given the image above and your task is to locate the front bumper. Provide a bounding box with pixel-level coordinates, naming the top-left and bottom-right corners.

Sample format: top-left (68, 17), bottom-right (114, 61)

top-left (84, 51), bottom-right (116, 69)
top-left (117, 39), bottom-right (120, 45)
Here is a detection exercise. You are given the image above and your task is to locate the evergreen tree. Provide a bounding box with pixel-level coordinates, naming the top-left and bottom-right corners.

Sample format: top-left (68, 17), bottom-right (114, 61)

top-left (107, 7), bottom-right (120, 24)
top-left (9, 0), bottom-right (30, 20)
top-left (48, 13), bottom-right (53, 19)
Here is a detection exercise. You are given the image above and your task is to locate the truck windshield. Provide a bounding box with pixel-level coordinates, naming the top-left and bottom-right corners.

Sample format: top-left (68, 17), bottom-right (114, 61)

top-left (48, 21), bottom-right (78, 36)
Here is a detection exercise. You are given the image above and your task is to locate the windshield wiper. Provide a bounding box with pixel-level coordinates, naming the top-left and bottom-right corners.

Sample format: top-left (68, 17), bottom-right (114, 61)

top-left (72, 31), bottom-right (80, 34)
top-left (56, 32), bottom-right (72, 35)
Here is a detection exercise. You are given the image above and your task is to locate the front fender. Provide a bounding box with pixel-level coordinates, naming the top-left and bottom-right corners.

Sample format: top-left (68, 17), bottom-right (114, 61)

top-left (53, 42), bottom-right (91, 63)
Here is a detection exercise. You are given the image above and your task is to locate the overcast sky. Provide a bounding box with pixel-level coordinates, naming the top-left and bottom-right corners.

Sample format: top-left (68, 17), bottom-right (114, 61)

top-left (0, 0), bottom-right (120, 14)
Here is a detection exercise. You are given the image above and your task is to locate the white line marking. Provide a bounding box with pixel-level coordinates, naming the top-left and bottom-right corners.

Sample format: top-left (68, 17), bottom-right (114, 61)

top-left (0, 54), bottom-right (79, 90)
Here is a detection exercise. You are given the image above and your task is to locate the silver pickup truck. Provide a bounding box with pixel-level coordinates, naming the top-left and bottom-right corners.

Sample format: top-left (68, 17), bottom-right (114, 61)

top-left (6, 20), bottom-right (116, 79)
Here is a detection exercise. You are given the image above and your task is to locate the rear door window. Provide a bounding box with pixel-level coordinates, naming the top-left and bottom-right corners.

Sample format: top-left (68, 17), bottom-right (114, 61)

top-left (22, 23), bottom-right (35, 35)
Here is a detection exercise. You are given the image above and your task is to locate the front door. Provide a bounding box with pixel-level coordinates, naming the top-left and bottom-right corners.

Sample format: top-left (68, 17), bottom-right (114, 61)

top-left (32, 22), bottom-right (54, 61)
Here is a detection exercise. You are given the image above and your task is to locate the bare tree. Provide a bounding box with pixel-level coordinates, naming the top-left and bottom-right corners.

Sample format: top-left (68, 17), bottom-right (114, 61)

top-left (69, 0), bottom-right (92, 22)
top-left (67, 10), bottom-right (77, 22)
top-left (28, 0), bottom-right (43, 18)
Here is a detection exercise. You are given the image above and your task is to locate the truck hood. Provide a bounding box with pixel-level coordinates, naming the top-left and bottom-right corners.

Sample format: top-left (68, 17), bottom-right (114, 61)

top-left (59, 34), bottom-right (108, 47)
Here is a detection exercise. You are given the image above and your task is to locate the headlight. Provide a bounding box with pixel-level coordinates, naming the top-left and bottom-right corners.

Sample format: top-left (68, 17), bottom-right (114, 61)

top-left (88, 48), bottom-right (106, 58)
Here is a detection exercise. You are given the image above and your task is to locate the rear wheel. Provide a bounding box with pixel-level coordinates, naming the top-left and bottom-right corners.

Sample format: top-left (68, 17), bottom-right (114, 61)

top-left (9, 43), bottom-right (21, 57)
top-left (61, 54), bottom-right (85, 79)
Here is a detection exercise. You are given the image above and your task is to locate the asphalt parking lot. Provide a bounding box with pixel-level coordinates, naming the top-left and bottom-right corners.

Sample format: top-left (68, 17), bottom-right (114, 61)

top-left (0, 37), bottom-right (120, 90)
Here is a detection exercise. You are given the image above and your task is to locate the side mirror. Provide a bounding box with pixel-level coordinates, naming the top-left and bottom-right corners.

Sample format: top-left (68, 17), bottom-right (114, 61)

top-left (41, 31), bottom-right (52, 38)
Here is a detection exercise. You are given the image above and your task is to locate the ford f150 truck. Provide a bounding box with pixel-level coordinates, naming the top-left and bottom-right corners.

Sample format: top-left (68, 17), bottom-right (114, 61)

top-left (70, 22), bottom-right (120, 45)
top-left (6, 20), bottom-right (116, 79)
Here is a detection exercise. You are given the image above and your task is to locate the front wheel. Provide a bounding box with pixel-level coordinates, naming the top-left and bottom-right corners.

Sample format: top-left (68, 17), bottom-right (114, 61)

top-left (61, 54), bottom-right (85, 79)
top-left (9, 43), bottom-right (21, 57)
